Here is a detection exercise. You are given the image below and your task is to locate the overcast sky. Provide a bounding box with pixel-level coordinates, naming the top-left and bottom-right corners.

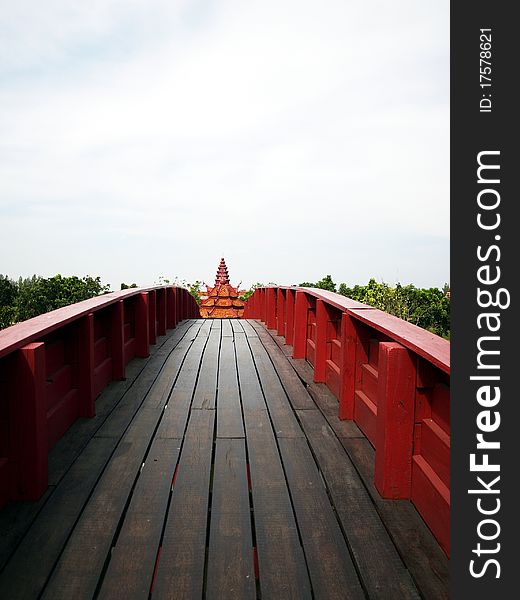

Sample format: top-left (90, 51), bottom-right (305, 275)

top-left (0, 0), bottom-right (449, 291)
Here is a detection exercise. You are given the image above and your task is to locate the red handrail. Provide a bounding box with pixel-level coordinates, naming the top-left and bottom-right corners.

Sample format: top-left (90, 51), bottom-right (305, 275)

top-left (243, 286), bottom-right (450, 556)
top-left (0, 286), bottom-right (199, 508)
top-left (0, 286), bottom-right (177, 359)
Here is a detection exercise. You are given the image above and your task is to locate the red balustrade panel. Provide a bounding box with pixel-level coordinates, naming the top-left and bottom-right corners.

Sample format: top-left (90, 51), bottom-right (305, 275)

top-left (266, 288), bottom-right (277, 330)
top-left (247, 286), bottom-right (450, 556)
top-left (305, 297), bottom-right (317, 367)
top-left (324, 308), bottom-right (342, 399)
top-left (276, 288), bottom-right (286, 337)
top-left (411, 360), bottom-right (450, 556)
top-left (0, 285), bottom-right (187, 508)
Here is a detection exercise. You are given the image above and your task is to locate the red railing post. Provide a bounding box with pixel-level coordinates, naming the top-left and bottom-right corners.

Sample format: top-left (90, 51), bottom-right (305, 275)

top-left (78, 313), bottom-right (95, 418)
top-left (111, 300), bottom-right (125, 380)
top-left (276, 289), bottom-right (286, 337)
top-left (292, 291), bottom-right (309, 359)
top-left (314, 299), bottom-right (328, 383)
top-left (175, 287), bottom-right (182, 321)
top-left (248, 290), bottom-right (256, 319)
top-left (374, 342), bottom-right (416, 498)
top-left (167, 287), bottom-right (177, 329)
top-left (266, 288), bottom-right (277, 329)
top-left (180, 288), bottom-right (186, 320)
top-left (157, 289), bottom-right (167, 336)
top-left (135, 293), bottom-right (150, 358)
top-left (339, 313), bottom-right (359, 420)
top-left (259, 288), bottom-right (265, 323)
top-left (285, 289), bottom-right (295, 345)
top-left (185, 289), bottom-right (190, 319)
top-left (250, 290), bottom-right (257, 318)
top-left (148, 290), bottom-right (157, 345)
top-left (13, 343), bottom-right (48, 500)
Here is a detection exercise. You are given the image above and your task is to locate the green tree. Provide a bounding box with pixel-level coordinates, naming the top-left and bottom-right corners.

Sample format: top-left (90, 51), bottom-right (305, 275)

top-left (0, 275), bottom-right (17, 329)
top-left (16, 275), bottom-right (110, 322)
top-left (337, 278), bottom-right (450, 338)
top-left (299, 275), bottom-right (336, 292)
top-left (315, 275), bottom-right (336, 292)
top-left (188, 280), bottom-right (203, 305)
top-left (239, 282), bottom-right (264, 302)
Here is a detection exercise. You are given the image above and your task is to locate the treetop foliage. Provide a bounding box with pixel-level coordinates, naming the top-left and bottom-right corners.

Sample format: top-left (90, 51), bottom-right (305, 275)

top-left (0, 274), bottom-right (110, 330)
top-left (299, 276), bottom-right (450, 338)
top-left (1, 272), bottom-right (450, 339)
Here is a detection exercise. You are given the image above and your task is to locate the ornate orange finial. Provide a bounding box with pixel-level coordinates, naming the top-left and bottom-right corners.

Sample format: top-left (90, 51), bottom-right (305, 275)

top-left (200, 257), bottom-right (244, 319)
top-left (215, 257), bottom-right (230, 286)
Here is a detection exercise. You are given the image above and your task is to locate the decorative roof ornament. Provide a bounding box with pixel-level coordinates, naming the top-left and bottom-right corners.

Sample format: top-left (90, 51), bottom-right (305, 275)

top-left (199, 258), bottom-right (245, 319)
top-left (215, 257), bottom-right (230, 286)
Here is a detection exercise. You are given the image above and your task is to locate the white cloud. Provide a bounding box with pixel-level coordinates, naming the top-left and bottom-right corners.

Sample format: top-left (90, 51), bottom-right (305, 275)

top-left (0, 0), bottom-right (449, 289)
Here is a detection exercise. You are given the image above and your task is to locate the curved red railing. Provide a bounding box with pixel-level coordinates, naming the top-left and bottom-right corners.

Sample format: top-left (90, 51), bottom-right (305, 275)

top-left (0, 286), bottom-right (198, 508)
top-left (243, 286), bottom-right (450, 556)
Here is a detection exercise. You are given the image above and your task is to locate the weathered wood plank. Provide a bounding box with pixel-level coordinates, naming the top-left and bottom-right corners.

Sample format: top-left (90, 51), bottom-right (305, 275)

top-left (236, 337), bottom-right (312, 599)
top-left (1, 315), bottom-right (447, 600)
top-left (206, 439), bottom-right (255, 600)
top-left (245, 337), bottom-right (303, 438)
top-left (260, 319), bottom-right (446, 596)
top-left (98, 437), bottom-right (181, 600)
top-left (341, 437), bottom-right (449, 600)
top-left (95, 321), bottom-right (203, 438)
top-left (0, 323), bottom-right (195, 598)
top-left (0, 324), bottom-right (190, 573)
top-left (258, 323), bottom-right (364, 438)
top-left (40, 324), bottom-right (208, 600)
top-left (296, 409), bottom-right (420, 599)
top-left (251, 323), bottom-right (315, 410)
top-left (152, 409), bottom-right (215, 600)
top-left (221, 318), bottom-right (233, 337)
top-left (155, 322), bottom-right (212, 439)
top-left (0, 437), bottom-right (118, 599)
top-left (230, 319), bottom-right (244, 333)
top-left (191, 327), bottom-right (220, 409)
top-left (240, 319), bottom-right (258, 337)
top-left (278, 437), bottom-right (364, 600)
top-left (47, 337), bottom-right (170, 483)
top-left (235, 333), bottom-right (265, 412)
top-left (217, 335), bottom-right (244, 438)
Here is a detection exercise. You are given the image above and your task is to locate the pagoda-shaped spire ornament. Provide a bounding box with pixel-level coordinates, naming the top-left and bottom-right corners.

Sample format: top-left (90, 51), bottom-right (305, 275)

top-left (215, 257), bottom-right (230, 285)
top-left (199, 258), bottom-right (245, 319)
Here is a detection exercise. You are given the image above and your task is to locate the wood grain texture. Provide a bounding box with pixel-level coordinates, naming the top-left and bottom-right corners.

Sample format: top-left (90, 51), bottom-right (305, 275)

top-left (278, 437), bottom-right (364, 600)
top-left (152, 409), bottom-right (215, 600)
top-left (191, 327), bottom-right (220, 410)
top-left (1, 318), bottom-right (447, 600)
top-left (41, 323), bottom-right (206, 600)
top-left (98, 437), bottom-right (181, 600)
top-left (0, 323), bottom-right (193, 597)
top-left (236, 330), bottom-right (312, 599)
top-left (246, 336), bottom-right (303, 438)
top-left (217, 334), bottom-right (244, 438)
top-left (206, 439), bottom-right (255, 600)
top-left (296, 409), bottom-right (420, 599)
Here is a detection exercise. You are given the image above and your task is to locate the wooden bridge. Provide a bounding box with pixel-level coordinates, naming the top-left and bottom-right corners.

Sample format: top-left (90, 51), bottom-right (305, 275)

top-left (0, 285), bottom-right (449, 599)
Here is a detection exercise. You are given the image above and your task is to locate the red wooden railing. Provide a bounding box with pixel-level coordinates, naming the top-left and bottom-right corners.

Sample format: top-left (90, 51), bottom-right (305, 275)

top-left (243, 286), bottom-right (450, 556)
top-left (0, 286), bottom-right (198, 509)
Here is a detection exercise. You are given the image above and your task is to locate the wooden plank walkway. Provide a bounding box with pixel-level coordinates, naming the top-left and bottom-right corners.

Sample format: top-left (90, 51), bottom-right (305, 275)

top-left (0, 319), bottom-right (448, 599)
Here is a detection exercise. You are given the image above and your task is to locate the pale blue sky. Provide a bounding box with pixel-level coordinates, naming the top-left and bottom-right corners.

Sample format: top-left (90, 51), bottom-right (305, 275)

top-left (0, 0), bottom-right (449, 290)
